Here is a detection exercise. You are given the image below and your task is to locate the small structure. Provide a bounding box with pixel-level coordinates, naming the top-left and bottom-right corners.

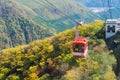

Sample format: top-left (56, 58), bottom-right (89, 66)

top-left (106, 19), bottom-right (120, 39)
top-left (72, 37), bottom-right (88, 58)
top-left (72, 21), bottom-right (88, 59)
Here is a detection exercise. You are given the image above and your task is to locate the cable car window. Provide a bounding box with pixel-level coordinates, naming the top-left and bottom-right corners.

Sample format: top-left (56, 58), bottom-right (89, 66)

top-left (107, 25), bottom-right (110, 32)
top-left (118, 23), bottom-right (120, 26)
top-left (112, 26), bottom-right (115, 32)
top-left (74, 44), bottom-right (84, 52)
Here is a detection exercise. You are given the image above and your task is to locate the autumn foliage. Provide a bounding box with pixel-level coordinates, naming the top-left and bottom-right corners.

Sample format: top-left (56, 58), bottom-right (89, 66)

top-left (0, 20), bottom-right (115, 80)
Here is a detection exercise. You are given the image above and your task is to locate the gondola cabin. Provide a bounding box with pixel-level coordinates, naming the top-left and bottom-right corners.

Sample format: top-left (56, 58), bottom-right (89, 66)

top-left (72, 37), bottom-right (88, 58)
top-left (105, 19), bottom-right (120, 39)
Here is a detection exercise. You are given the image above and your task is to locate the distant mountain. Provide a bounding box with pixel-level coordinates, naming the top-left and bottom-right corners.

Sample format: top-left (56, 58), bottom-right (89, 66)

top-left (76, 0), bottom-right (120, 7)
top-left (98, 7), bottom-right (120, 19)
top-left (76, 0), bottom-right (120, 19)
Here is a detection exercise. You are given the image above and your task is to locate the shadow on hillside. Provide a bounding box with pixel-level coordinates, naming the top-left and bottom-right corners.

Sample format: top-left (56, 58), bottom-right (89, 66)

top-left (104, 32), bottom-right (120, 76)
top-left (94, 27), bottom-right (120, 76)
top-left (105, 32), bottom-right (120, 76)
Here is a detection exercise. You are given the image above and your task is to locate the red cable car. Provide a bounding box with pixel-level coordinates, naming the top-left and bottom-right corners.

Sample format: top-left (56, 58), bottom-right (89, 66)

top-left (72, 37), bottom-right (88, 58)
top-left (72, 22), bottom-right (88, 58)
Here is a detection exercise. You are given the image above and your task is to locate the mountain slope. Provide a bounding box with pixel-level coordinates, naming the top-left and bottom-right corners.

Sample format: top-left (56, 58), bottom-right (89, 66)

top-left (0, 0), bottom-right (101, 50)
top-left (0, 20), bottom-right (116, 80)
top-left (0, 0), bottom-right (54, 49)
top-left (15, 0), bottom-right (100, 31)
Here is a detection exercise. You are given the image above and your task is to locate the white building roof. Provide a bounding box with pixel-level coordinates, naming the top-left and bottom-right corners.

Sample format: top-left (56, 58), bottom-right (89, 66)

top-left (106, 19), bottom-right (117, 24)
